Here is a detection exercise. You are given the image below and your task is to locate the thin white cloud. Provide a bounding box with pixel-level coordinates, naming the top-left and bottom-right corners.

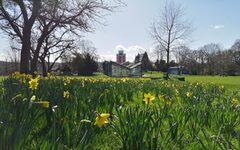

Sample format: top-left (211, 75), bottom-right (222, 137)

top-left (99, 54), bottom-right (116, 61)
top-left (210, 25), bottom-right (224, 29)
top-left (0, 52), bottom-right (8, 61)
top-left (115, 45), bottom-right (146, 62)
top-left (125, 45), bottom-right (145, 53)
top-left (115, 45), bottom-right (125, 52)
top-left (99, 45), bottom-right (150, 62)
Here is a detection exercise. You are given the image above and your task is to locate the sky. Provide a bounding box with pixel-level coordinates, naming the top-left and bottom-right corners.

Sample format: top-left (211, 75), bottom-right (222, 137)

top-left (0, 0), bottom-right (240, 62)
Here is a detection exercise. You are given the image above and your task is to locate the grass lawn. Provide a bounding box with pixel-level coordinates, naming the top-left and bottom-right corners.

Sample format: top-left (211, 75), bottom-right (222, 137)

top-left (1, 72), bottom-right (240, 91)
top-left (185, 75), bottom-right (240, 91)
top-left (1, 74), bottom-right (239, 149)
top-left (1, 73), bottom-right (240, 149)
top-left (144, 72), bottom-right (240, 91)
top-left (0, 76), bottom-right (6, 82)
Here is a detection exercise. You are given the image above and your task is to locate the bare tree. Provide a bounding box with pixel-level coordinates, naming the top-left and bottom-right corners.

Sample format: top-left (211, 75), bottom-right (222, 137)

top-left (174, 45), bottom-right (191, 67)
top-left (197, 49), bottom-right (207, 75)
top-left (5, 41), bottom-right (21, 73)
top-left (199, 43), bottom-right (221, 75)
top-left (0, 0), bottom-right (123, 74)
top-left (0, 0), bottom-right (42, 74)
top-left (151, 1), bottom-right (192, 79)
top-left (153, 45), bottom-right (165, 61)
top-left (70, 39), bottom-right (99, 75)
top-left (38, 30), bottom-right (75, 76)
top-left (231, 39), bottom-right (240, 66)
top-left (77, 40), bottom-right (99, 59)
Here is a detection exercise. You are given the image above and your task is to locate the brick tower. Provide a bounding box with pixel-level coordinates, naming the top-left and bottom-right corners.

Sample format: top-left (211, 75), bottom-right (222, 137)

top-left (116, 50), bottom-right (126, 64)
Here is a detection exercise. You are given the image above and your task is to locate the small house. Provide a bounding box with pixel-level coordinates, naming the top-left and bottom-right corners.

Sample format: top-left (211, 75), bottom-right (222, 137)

top-left (103, 61), bottom-right (142, 77)
top-left (168, 66), bottom-right (189, 75)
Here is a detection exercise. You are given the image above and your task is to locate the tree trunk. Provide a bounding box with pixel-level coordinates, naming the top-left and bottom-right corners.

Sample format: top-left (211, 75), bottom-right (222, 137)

top-left (165, 29), bottom-right (171, 80)
top-left (20, 28), bottom-right (31, 74)
top-left (20, 0), bottom-right (42, 74)
top-left (166, 49), bottom-right (170, 79)
top-left (41, 60), bottom-right (47, 77)
top-left (30, 58), bottom-right (37, 75)
top-left (30, 33), bottom-right (47, 74)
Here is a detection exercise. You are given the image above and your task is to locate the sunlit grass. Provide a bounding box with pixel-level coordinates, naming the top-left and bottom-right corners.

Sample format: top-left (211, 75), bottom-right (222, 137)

top-left (144, 72), bottom-right (240, 91)
top-left (185, 75), bottom-right (240, 91)
top-left (0, 76), bottom-right (6, 82)
top-left (0, 73), bottom-right (239, 149)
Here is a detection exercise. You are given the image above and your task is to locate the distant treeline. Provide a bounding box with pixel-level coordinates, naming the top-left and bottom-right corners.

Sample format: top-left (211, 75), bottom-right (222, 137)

top-left (153, 41), bottom-right (240, 76)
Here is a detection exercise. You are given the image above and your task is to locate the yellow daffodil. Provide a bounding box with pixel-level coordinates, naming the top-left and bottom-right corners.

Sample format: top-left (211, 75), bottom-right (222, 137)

top-left (231, 98), bottom-right (239, 106)
top-left (186, 92), bottom-right (190, 97)
top-left (12, 72), bottom-right (21, 76)
top-left (159, 95), bottom-right (164, 102)
top-left (81, 82), bottom-right (85, 87)
top-left (39, 101), bottom-right (50, 108)
top-left (64, 78), bottom-right (71, 86)
top-left (166, 99), bottom-right (172, 105)
top-left (31, 95), bottom-right (36, 101)
top-left (95, 113), bottom-right (110, 127)
top-left (63, 91), bottom-right (70, 99)
top-left (175, 89), bottom-right (179, 96)
top-left (143, 93), bottom-right (155, 105)
top-left (29, 78), bottom-right (39, 90)
top-left (91, 79), bottom-right (97, 83)
top-left (121, 78), bottom-right (129, 82)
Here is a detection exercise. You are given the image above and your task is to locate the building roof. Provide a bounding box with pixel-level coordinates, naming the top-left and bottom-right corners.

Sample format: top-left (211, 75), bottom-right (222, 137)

top-left (109, 61), bottom-right (141, 70)
top-left (129, 62), bottom-right (142, 69)
top-left (138, 54), bottom-right (145, 62)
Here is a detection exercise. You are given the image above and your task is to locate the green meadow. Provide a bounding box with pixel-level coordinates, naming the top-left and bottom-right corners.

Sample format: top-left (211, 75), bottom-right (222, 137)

top-left (185, 75), bottom-right (240, 91)
top-left (0, 74), bottom-right (240, 149)
top-left (1, 73), bottom-right (240, 91)
top-left (0, 76), bottom-right (6, 82)
top-left (144, 72), bottom-right (240, 91)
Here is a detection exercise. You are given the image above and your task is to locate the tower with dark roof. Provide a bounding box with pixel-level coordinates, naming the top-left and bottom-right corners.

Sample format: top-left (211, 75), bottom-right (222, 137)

top-left (116, 50), bottom-right (126, 64)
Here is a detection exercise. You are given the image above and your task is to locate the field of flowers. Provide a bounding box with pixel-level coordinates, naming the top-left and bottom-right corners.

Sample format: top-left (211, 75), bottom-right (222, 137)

top-left (0, 73), bottom-right (240, 149)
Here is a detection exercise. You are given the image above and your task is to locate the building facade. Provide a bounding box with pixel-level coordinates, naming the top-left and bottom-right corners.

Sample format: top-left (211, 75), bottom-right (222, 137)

top-left (103, 61), bottom-right (142, 77)
top-left (116, 50), bottom-right (126, 64)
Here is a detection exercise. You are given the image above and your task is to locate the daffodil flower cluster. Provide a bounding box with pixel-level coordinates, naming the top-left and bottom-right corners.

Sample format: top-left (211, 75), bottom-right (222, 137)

top-left (94, 113), bottom-right (110, 127)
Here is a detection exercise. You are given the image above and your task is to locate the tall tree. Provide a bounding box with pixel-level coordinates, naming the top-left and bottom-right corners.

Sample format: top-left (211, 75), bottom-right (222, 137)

top-left (174, 45), bottom-right (191, 67)
top-left (231, 39), bottom-right (240, 66)
top-left (0, 0), bottom-right (123, 74)
top-left (198, 43), bottom-right (221, 75)
top-left (37, 29), bottom-right (75, 76)
top-left (153, 45), bottom-right (165, 61)
top-left (69, 39), bottom-right (98, 75)
top-left (0, 0), bottom-right (41, 73)
top-left (72, 52), bottom-right (98, 76)
top-left (151, 1), bottom-right (192, 79)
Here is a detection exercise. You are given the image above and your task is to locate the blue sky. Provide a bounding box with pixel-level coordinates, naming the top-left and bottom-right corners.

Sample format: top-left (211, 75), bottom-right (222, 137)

top-left (1, 0), bottom-right (240, 61)
top-left (86, 0), bottom-right (240, 61)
